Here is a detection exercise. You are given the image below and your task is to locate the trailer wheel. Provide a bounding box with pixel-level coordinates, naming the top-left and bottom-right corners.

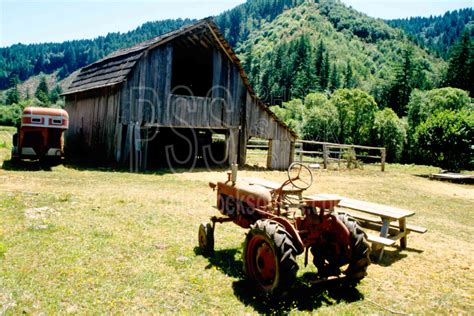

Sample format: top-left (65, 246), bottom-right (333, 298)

top-left (338, 213), bottom-right (371, 286)
top-left (198, 222), bottom-right (214, 256)
top-left (243, 219), bottom-right (299, 292)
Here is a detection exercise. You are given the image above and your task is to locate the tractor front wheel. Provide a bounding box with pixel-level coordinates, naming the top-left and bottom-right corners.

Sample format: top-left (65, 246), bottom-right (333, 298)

top-left (243, 219), bottom-right (299, 292)
top-left (198, 222), bottom-right (214, 256)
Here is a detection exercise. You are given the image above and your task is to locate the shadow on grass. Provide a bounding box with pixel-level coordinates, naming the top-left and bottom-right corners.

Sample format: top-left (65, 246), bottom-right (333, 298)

top-left (1, 159), bottom-right (60, 171)
top-left (194, 247), bottom-right (364, 313)
top-left (62, 159), bottom-right (230, 175)
top-left (376, 247), bottom-right (423, 267)
top-left (61, 159), bottom-right (274, 176)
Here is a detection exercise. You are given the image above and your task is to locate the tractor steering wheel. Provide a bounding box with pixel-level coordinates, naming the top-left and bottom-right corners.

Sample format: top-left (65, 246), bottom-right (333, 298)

top-left (287, 162), bottom-right (313, 190)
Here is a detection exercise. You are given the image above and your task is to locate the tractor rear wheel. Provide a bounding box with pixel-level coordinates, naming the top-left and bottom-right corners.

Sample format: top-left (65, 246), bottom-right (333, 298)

top-left (338, 213), bottom-right (371, 286)
top-left (198, 222), bottom-right (214, 256)
top-left (311, 213), bottom-right (370, 285)
top-left (243, 219), bottom-right (299, 292)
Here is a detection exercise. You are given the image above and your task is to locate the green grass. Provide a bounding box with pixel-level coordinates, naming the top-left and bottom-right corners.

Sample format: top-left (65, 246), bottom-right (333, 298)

top-left (0, 128), bottom-right (473, 314)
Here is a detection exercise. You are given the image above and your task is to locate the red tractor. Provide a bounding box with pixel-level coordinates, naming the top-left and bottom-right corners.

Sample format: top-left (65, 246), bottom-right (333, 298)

top-left (199, 163), bottom-right (370, 292)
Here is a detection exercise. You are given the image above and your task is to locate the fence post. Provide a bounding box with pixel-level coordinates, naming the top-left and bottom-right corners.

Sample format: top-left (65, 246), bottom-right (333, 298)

top-left (323, 144), bottom-right (328, 169)
top-left (298, 142), bottom-right (303, 162)
top-left (381, 148), bottom-right (386, 172)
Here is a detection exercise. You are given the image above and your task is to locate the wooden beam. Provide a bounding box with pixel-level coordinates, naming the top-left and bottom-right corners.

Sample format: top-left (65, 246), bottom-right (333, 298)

top-left (206, 24), bottom-right (234, 63)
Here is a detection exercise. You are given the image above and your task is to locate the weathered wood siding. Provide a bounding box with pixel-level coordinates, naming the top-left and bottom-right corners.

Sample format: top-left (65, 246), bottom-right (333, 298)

top-left (120, 45), bottom-right (245, 129)
top-left (64, 87), bottom-right (121, 161)
top-left (65, 36), bottom-right (295, 169)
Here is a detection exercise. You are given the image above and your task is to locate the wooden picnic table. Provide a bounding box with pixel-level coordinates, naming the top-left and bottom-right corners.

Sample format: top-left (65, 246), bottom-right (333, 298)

top-left (307, 193), bottom-right (426, 261)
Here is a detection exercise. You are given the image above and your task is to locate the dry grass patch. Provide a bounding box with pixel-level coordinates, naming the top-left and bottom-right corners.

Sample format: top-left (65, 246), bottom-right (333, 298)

top-left (0, 128), bottom-right (472, 314)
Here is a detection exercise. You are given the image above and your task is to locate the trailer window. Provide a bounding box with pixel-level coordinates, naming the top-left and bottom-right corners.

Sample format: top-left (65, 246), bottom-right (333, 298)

top-left (52, 119), bottom-right (62, 125)
top-left (32, 117), bottom-right (41, 123)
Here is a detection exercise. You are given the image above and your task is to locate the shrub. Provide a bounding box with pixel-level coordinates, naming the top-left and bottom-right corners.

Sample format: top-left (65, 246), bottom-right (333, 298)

top-left (407, 87), bottom-right (473, 164)
top-left (373, 108), bottom-right (407, 162)
top-left (270, 98), bottom-right (305, 134)
top-left (303, 92), bottom-right (329, 109)
top-left (414, 109), bottom-right (473, 171)
top-left (330, 88), bottom-right (378, 145)
top-left (0, 104), bottom-right (22, 127)
top-left (407, 87), bottom-right (471, 129)
top-left (301, 102), bottom-right (340, 142)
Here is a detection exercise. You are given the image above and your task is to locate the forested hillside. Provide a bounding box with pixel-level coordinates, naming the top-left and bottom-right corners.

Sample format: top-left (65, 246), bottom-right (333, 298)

top-left (0, 0), bottom-right (304, 90)
top-left (0, 19), bottom-right (195, 89)
top-left (238, 0), bottom-right (444, 114)
top-left (388, 8), bottom-right (473, 59)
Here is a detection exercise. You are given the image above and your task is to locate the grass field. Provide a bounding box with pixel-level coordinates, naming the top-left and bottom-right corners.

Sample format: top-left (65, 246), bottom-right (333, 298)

top-left (0, 126), bottom-right (473, 314)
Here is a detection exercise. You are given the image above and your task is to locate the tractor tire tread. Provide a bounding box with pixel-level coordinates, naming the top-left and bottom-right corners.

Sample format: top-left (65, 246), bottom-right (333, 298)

top-left (244, 219), bottom-right (299, 292)
top-left (337, 213), bottom-right (371, 286)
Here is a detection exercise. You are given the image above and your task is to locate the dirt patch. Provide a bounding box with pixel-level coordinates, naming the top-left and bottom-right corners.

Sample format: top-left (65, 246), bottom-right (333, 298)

top-left (24, 207), bottom-right (58, 220)
top-left (0, 290), bottom-right (16, 314)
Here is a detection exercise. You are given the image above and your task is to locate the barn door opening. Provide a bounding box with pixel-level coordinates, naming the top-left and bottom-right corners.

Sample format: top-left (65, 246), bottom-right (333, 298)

top-left (145, 127), bottom-right (228, 169)
top-left (245, 137), bottom-right (271, 168)
top-left (171, 41), bottom-right (213, 97)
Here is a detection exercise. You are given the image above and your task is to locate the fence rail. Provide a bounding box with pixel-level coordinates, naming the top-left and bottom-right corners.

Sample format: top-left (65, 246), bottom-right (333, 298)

top-left (246, 139), bottom-right (386, 171)
top-left (294, 140), bottom-right (386, 171)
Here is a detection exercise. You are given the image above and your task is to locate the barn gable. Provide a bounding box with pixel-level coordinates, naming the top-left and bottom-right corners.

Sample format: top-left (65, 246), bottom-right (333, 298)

top-left (63, 18), bottom-right (297, 170)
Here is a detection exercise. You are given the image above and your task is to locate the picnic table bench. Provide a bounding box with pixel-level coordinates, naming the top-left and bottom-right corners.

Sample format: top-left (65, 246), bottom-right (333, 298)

top-left (307, 194), bottom-right (427, 261)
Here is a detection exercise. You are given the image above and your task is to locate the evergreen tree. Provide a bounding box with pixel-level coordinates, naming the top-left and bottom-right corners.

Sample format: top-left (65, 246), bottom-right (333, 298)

top-left (63, 45), bottom-right (77, 74)
top-left (269, 43), bottom-right (286, 101)
top-left (5, 86), bottom-right (20, 105)
top-left (389, 46), bottom-right (416, 116)
top-left (314, 39), bottom-right (325, 91)
top-left (343, 61), bottom-right (354, 88)
top-left (321, 51), bottom-right (330, 90)
top-left (445, 31), bottom-right (473, 96)
top-left (291, 35), bottom-right (315, 99)
top-left (35, 76), bottom-right (50, 104)
top-left (49, 85), bottom-right (63, 104)
top-left (328, 63), bottom-right (340, 92)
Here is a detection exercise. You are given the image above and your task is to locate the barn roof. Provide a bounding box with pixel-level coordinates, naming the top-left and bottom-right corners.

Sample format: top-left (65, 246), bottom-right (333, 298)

top-left (63, 18), bottom-right (297, 138)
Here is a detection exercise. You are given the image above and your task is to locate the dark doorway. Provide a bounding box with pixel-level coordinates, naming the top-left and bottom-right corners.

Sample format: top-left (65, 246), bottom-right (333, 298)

top-left (171, 42), bottom-right (213, 97)
top-left (146, 128), bottom-right (227, 168)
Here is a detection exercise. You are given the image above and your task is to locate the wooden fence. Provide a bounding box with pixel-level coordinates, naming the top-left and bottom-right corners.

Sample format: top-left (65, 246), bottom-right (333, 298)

top-left (294, 140), bottom-right (386, 171)
top-left (245, 139), bottom-right (386, 171)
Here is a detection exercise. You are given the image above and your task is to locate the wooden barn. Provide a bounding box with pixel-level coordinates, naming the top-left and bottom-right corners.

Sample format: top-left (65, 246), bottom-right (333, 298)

top-left (62, 18), bottom-right (296, 170)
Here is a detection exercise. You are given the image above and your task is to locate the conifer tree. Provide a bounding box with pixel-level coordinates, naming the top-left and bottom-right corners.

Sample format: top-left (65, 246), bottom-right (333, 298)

top-left (321, 51), bottom-right (330, 90)
top-left (328, 63), bottom-right (340, 92)
top-left (49, 85), bottom-right (63, 104)
top-left (35, 76), bottom-right (50, 104)
top-left (6, 86), bottom-right (20, 105)
top-left (445, 31), bottom-right (473, 96)
top-left (389, 46), bottom-right (416, 116)
top-left (314, 39), bottom-right (325, 91)
top-left (343, 61), bottom-right (354, 88)
top-left (291, 35), bottom-right (315, 99)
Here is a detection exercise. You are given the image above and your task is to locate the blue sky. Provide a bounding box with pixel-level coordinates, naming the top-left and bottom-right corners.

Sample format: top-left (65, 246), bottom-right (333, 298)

top-left (0, 0), bottom-right (472, 47)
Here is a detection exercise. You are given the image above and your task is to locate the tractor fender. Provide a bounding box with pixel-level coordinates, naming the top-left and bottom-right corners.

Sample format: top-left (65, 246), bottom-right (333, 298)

top-left (270, 217), bottom-right (305, 255)
top-left (331, 215), bottom-right (351, 247)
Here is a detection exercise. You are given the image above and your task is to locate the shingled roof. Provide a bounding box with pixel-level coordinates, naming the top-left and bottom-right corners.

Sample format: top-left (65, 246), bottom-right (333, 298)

top-left (63, 18), bottom-right (297, 138)
top-left (63, 20), bottom-right (211, 95)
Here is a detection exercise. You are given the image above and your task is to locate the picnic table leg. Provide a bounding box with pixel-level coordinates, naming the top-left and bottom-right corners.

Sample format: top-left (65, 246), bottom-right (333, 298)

top-left (399, 217), bottom-right (407, 249)
top-left (373, 219), bottom-right (391, 262)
